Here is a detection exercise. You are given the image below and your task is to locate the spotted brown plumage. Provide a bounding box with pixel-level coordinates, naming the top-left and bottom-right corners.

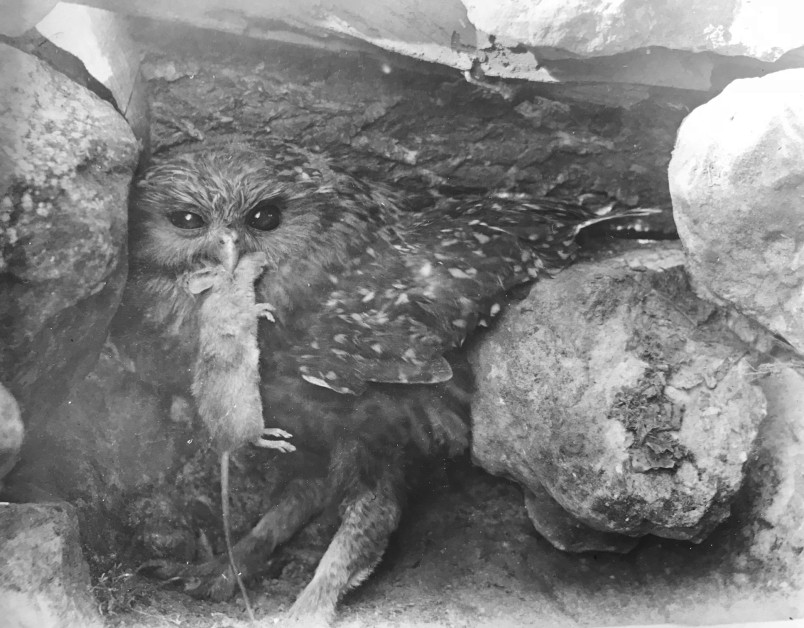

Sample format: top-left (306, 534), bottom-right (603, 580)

top-left (115, 139), bottom-right (653, 626)
top-left (286, 194), bottom-right (621, 395)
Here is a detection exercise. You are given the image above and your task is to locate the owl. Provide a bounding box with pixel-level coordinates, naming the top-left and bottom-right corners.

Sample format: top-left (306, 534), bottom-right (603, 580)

top-left (115, 138), bottom-right (650, 626)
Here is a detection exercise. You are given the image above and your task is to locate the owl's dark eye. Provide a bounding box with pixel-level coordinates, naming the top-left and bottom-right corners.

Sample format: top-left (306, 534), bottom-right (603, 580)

top-left (246, 200), bottom-right (282, 231)
top-left (168, 211), bottom-right (206, 230)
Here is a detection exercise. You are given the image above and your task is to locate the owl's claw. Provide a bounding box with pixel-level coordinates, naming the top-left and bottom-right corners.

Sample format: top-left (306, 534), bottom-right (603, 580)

top-left (253, 427), bottom-right (296, 452)
top-left (138, 557), bottom-right (238, 601)
top-left (284, 607), bottom-right (333, 628)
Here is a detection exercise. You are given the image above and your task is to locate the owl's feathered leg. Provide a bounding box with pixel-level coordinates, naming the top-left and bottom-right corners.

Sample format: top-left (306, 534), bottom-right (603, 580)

top-left (208, 475), bottom-right (331, 601)
top-left (140, 441), bottom-right (405, 623)
top-left (140, 476), bottom-right (330, 600)
top-left (286, 454), bottom-right (404, 627)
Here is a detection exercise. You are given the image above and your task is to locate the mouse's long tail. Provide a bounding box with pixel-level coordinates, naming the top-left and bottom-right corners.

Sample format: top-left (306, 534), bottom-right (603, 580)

top-left (221, 451), bottom-right (256, 622)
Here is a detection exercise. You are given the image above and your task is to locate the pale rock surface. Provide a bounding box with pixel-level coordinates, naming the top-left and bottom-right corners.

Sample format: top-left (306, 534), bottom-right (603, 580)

top-left (524, 483), bottom-right (640, 554)
top-left (76, 0), bottom-right (802, 90)
top-left (0, 502), bottom-right (104, 628)
top-left (0, 0), bottom-right (59, 37)
top-left (670, 68), bottom-right (804, 356)
top-left (464, 0), bottom-right (804, 62)
top-left (734, 365), bottom-right (804, 586)
top-left (4, 350), bottom-right (191, 534)
top-left (0, 43), bottom-right (138, 497)
top-left (470, 242), bottom-right (765, 549)
top-left (0, 383), bottom-right (23, 486)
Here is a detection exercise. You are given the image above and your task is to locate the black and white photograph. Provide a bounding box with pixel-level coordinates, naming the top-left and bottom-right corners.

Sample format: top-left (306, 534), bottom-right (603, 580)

top-left (1, 1), bottom-right (802, 627)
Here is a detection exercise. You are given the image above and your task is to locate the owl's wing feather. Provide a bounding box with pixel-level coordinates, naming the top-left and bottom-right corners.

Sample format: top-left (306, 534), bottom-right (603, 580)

top-left (288, 196), bottom-right (597, 394)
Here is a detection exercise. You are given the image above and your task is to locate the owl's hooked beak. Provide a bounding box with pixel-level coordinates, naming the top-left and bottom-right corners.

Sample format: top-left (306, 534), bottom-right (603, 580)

top-left (216, 230), bottom-right (240, 273)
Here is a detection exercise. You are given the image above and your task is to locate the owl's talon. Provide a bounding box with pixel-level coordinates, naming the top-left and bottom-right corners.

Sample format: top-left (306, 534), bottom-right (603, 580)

top-left (286, 591), bottom-right (335, 628)
top-left (138, 558), bottom-right (209, 579)
top-left (138, 557), bottom-right (238, 601)
top-left (284, 609), bottom-right (333, 628)
top-left (189, 569), bottom-right (238, 602)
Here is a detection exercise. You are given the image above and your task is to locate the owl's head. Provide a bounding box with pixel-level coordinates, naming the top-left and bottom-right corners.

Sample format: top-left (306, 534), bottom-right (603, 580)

top-left (129, 149), bottom-right (326, 274)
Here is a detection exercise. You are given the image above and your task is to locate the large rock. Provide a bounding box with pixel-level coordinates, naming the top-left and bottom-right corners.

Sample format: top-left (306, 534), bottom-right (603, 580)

top-left (470, 243), bottom-right (766, 548)
top-left (0, 502), bottom-right (104, 628)
top-left (464, 0), bottom-right (804, 62)
top-left (5, 350), bottom-right (192, 526)
top-left (523, 482), bottom-right (640, 554)
top-left (81, 0), bottom-right (803, 89)
top-left (0, 0), bottom-right (58, 37)
top-left (733, 365), bottom-right (804, 586)
top-left (0, 383), bottom-right (23, 487)
top-left (670, 69), bottom-right (804, 356)
top-left (0, 43), bottom-right (138, 493)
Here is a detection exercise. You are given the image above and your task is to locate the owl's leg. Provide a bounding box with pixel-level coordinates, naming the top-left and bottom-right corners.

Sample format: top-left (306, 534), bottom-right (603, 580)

top-left (141, 476), bottom-right (330, 600)
top-left (207, 475), bottom-right (332, 601)
top-left (285, 460), bottom-right (404, 627)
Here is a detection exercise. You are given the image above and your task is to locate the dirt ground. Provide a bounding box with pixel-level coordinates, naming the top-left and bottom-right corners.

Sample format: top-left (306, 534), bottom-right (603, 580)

top-left (90, 20), bottom-right (802, 628)
top-left (100, 456), bottom-right (799, 628)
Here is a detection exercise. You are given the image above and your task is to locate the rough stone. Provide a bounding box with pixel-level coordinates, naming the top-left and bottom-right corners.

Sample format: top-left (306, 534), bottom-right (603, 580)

top-left (670, 68), bottom-right (804, 356)
top-left (0, 43), bottom-right (138, 474)
top-left (464, 0), bottom-right (804, 62)
top-left (733, 365), bottom-right (804, 587)
top-left (0, 0), bottom-right (58, 37)
top-left (33, 3), bottom-right (151, 150)
top-left (4, 349), bottom-right (194, 555)
top-left (524, 483), bottom-right (640, 554)
top-left (0, 383), bottom-right (23, 487)
top-left (0, 502), bottom-right (104, 628)
top-left (81, 0), bottom-right (804, 90)
top-left (470, 242), bottom-right (766, 548)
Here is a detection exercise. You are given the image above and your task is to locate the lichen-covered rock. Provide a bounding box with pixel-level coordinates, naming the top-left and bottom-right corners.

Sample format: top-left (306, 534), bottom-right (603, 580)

top-left (0, 44), bottom-right (138, 467)
top-left (523, 483), bottom-right (639, 554)
top-left (0, 502), bottom-right (104, 628)
top-left (95, 0), bottom-right (797, 90)
top-left (0, 382), bottom-right (23, 485)
top-left (7, 349), bottom-right (188, 495)
top-left (470, 242), bottom-right (765, 548)
top-left (3, 348), bottom-right (197, 557)
top-left (464, 0), bottom-right (804, 62)
top-left (733, 365), bottom-right (804, 587)
top-left (670, 69), bottom-right (804, 356)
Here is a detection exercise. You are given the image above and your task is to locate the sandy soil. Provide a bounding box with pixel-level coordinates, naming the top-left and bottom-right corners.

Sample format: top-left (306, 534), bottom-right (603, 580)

top-left (102, 456), bottom-right (800, 627)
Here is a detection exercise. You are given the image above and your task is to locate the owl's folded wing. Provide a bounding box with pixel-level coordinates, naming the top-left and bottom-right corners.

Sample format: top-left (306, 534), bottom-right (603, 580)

top-left (285, 200), bottom-right (560, 394)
